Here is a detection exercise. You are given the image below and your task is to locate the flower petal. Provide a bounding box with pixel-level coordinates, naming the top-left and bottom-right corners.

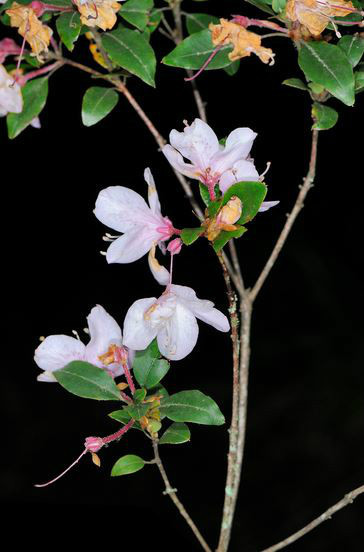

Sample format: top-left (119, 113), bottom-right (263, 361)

top-left (212, 128), bottom-right (257, 175)
top-left (144, 167), bottom-right (162, 215)
top-left (148, 245), bottom-right (170, 286)
top-left (157, 302), bottom-right (198, 360)
top-left (191, 304), bottom-right (230, 332)
top-left (105, 228), bottom-right (156, 264)
top-left (162, 144), bottom-right (200, 179)
top-left (34, 335), bottom-right (86, 375)
top-left (169, 119), bottom-right (219, 172)
top-left (258, 200), bottom-right (279, 212)
top-left (123, 297), bottom-right (158, 351)
top-left (85, 305), bottom-right (122, 367)
top-left (94, 186), bottom-right (160, 233)
top-left (219, 159), bottom-right (260, 194)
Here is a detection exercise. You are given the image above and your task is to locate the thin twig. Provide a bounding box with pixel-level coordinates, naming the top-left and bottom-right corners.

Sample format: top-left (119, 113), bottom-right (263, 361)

top-left (152, 439), bottom-right (212, 552)
top-left (250, 129), bottom-right (319, 302)
top-left (228, 240), bottom-right (246, 297)
top-left (261, 484), bottom-right (364, 552)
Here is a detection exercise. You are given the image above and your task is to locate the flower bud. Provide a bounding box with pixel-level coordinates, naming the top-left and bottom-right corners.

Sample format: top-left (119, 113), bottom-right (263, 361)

top-left (85, 436), bottom-right (104, 453)
top-left (217, 196), bottom-right (242, 226)
top-left (167, 238), bottom-right (182, 255)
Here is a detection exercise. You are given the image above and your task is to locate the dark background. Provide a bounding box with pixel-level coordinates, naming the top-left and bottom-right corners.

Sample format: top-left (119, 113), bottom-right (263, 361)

top-left (1, 1), bottom-right (364, 550)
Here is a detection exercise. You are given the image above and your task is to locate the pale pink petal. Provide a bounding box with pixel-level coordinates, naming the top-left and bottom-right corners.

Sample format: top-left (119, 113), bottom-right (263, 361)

top-left (162, 145), bottom-right (200, 179)
top-left (191, 304), bottom-right (230, 332)
top-left (37, 370), bottom-right (58, 383)
top-left (105, 228), bottom-right (157, 264)
top-left (94, 186), bottom-right (161, 234)
top-left (0, 65), bottom-right (22, 114)
top-left (157, 303), bottom-right (198, 360)
top-left (258, 201), bottom-right (280, 212)
top-left (123, 297), bottom-right (158, 350)
top-left (148, 245), bottom-right (170, 286)
top-left (144, 168), bottom-right (162, 215)
top-left (30, 116), bottom-right (41, 128)
top-left (225, 128), bottom-right (257, 157)
top-left (219, 160), bottom-right (260, 194)
top-left (210, 128), bottom-right (257, 175)
top-left (34, 335), bottom-right (86, 375)
top-left (85, 305), bottom-right (122, 367)
top-left (169, 119), bottom-right (219, 172)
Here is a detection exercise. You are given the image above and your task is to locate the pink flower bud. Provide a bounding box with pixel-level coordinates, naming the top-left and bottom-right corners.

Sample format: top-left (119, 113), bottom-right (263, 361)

top-left (30, 1), bottom-right (45, 16)
top-left (167, 238), bottom-right (182, 255)
top-left (85, 436), bottom-right (104, 453)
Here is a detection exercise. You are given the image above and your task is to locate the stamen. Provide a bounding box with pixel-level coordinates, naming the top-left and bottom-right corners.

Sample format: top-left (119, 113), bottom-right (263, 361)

top-left (259, 161), bottom-right (271, 180)
top-left (72, 330), bottom-right (81, 341)
top-left (100, 251), bottom-right (107, 256)
top-left (87, 2), bottom-right (99, 20)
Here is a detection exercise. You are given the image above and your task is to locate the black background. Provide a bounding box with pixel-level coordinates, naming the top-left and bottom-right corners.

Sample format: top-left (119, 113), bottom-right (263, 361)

top-left (1, 1), bottom-right (364, 550)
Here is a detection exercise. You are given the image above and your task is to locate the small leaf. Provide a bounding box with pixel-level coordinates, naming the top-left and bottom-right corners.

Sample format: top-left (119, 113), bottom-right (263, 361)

top-left (212, 226), bottom-right (247, 252)
top-left (354, 71), bottom-right (364, 93)
top-left (282, 78), bottom-right (308, 91)
top-left (134, 388), bottom-right (147, 402)
top-left (54, 361), bottom-right (121, 400)
top-left (56, 11), bottom-right (81, 52)
top-left (120, 0), bottom-right (153, 31)
top-left (338, 35), bottom-right (364, 68)
top-left (7, 77), bottom-right (48, 139)
top-left (102, 25), bottom-right (156, 87)
top-left (181, 227), bottom-right (204, 245)
top-left (81, 86), bottom-right (119, 127)
top-left (125, 402), bottom-right (150, 420)
top-left (108, 409), bottom-right (143, 430)
top-left (144, 8), bottom-right (161, 35)
top-left (163, 29), bottom-right (233, 71)
top-left (245, 0), bottom-right (275, 14)
top-left (159, 422), bottom-right (191, 444)
top-left (298, 41), bottom-right (355, 106)
top-left (111, 454), bottom-right (145, 476)
top-left (133, 340), bottom-right (170, 389)
top-left (221, 181), bottom-right (267, 224)
top-left (185, 13), bottom-right (219, 35)
top-left (199, 182), bottom-right (220, 208)
top-left (224, 60), bottom-right (240, 76)
top-left (272, 0), bottom-right (287, 12)
top-left (311, 102), bottom-right (338, 130)
top-left (160, 390), bottom-right (225, 425)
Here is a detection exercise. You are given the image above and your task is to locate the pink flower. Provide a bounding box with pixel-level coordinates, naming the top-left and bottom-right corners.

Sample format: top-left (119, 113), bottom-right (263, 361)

top-left (94, 168), bottom-right (176, 264)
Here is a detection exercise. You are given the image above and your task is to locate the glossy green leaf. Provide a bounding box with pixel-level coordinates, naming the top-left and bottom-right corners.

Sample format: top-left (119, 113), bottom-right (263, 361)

top-left (108, 409), bottom-right (143, 430)
top-left (54, 361), bottom-right (121, 400)
top-left (125, 402), bottom-right (150, 420)
top-left (212, 226), bottom-right (247, 252)
top-left (56, 11), bottom-right (81, 52)
top-left (134, 388), bottom-right (147, 402)
top-left (160, 390), bottom-right (225, 425)
top-left (308, 82), bottom-right (325, 94)
top-left (181, 227), bottom-right (204, 245)
top-left (311, 102), bottom-right (338, 130)
top-left (272, 0), bottom-right (287, 12)
top-left (133, 340), bottom-right (170, 389)
top-left (102, 26), bottom-right (156, 87)
top-left (120, 0), bottom-right (153, 31)
top-left (111, 454), bottom-right (145, 476)
top-left (144, 8), bottom-right (161, 35)
top-left (159, 422), bottom-right (191, 444)
top-left (224, 60), bottom-right (240, 76)
top-left (354, 71), bottom-right (364, 93)
top-left (7, 77), bottom-right (48, 139)
top-left (81, 86), bottom-right (119, 127)
top-left (298, 41), bottom-right (355, 106)
top-left (221, 181), bottom-right (267, 224)
top-left (282, 78), bottom-right (308, 91)
top-left (163, 29), bottom-right (233, 71)
top-left (185, 13), bottom-right (219, 35)
top-left (338, 35), bottom-right (364, 67)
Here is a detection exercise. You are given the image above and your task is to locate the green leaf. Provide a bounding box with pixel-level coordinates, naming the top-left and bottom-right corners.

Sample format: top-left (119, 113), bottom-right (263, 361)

top-left (212, 226), bottom-right (247, 252)
top-left (81, 86), bottom-right (119, 127)
top-left (56, 11), bottom-right (81, 52)
top-left (160, 390), bottom-right (225, 425)
top-left (338, 35), bottom-right (364, 68)
top-left (120, 0), bottom-right (153, 31)
top-left (199, 182), bottom-right (221, 210)
top-left (133, 340), bottom-right (170, 389)
top-left (180, 227), bottom-right (204, 245)
top-left (221, 181), bottom-right (267, 224)
top-left (144, 8), bottom-right (161, 35)
top-left (125, 402), bottom-right (150, 420)
top-left (272, 0), bottom-right (287, 12)
top-left (159, 422), bottom-right (191, 444)
top-left (298, 41), bottom-right (355, 106)
top-left (308, 82), bottom-right (325, 94)
top-left (7, 77), bottom-right (48, 139)
top-left (224, 60), bottom-right (240, 76)
top-left (163, 29), bottom-right (233, 71)
top-left (282, 78), bottom-right (308, 91)
top-left (54, 361), bottom-right (121, 400)
top-left (102, 25), bottom-right (156, 87)
top-left (245, 0), bottom-right (275, 14)
top-left (185, 13), bottom-right (219, 35)
top-left (111, 454), bottom-right (145, 476)
top-left (108, 409), bottom-right (143, 430)
top-left (355, 71), bottom-right (364, 93)
top-left (311, 102), bottom-right (338, 130)
top-left (134, 388), bottom-right (147, 402)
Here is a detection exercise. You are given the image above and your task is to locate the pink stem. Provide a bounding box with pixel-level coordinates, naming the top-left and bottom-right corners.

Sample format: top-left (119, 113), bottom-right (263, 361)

top-left (123, 362), bottom-right (136, 395)
top-left (19, 61), bottom-right (62, 85)
top-left (232, 15), bottom-right (289, 33)
top-left (184, 45), bottom-right (224, 82)
top-left (207, 181), bottom-right (216, 201)
top-left (102, 419), bottom-right (135, 445)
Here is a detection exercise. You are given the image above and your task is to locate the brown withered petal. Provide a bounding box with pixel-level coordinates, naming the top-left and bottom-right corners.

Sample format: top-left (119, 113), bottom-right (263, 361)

top-left (6, 2), bottom-right (52, 59)
top-left (285, 0), bottom-right (355, 36)
top-left (74, 0), bottom-right (121, 31)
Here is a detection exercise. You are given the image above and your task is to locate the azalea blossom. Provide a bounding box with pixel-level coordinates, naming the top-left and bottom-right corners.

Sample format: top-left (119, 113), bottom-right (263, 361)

top-left (6, 2), bottom-right (53, 59)
top-left (123, 285), bottom-right (230, 361)
top-left (285, 0), bottom-right (355, 36)
top-left (74, 0), bottom-right (124, 31)
top-left (0, 38), bottom-right (22, 63)
top-left (94, 168), bottom-right (177, 265)
top-left (162, 118), bottom-right (260, 199)
top-left (34, 305), bottom-right (130, 382)
top-left (0, 64), bottom-right (23, 117)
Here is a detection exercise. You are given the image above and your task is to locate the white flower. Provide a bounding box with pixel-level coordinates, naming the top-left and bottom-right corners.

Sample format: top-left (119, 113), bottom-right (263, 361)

top-left (94, 168), bottom-right (176, 264)
top-left (162, 118), bottom-right (259, 197)
top-left (123, 285), bottom-right (230, 361)
top-left (34, 305), bottom-right (128, 382)
top-left (0, 64), bottom-right (22, 117)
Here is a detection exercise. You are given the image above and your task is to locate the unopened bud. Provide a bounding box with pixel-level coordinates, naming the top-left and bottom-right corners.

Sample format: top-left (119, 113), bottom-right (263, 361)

top-left (217, 196), bottom-right (242, 226)
top-left (30, 1), bottom-right (45, 15)
top-left (91, 452), bottom-right (101, 467)
top-left (167, 238), bottom-right (182, 255)
top-left (85, 436), bottom-right (104, 453)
